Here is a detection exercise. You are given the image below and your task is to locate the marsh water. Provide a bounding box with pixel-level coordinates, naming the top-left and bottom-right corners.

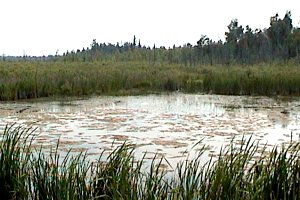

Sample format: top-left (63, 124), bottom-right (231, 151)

top-left (1, 93), bottom-right (300, 169)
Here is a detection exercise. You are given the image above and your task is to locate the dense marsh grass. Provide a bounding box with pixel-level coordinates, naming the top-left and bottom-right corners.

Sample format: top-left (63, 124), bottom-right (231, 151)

top-left (1, 61), bottom-right (300, 100)
top-left (1, 124), bottom-right (300, 199)
top-left (202, 64), bottom-right (300, 96)
top-left (0, 124), bottom-right (34, 199)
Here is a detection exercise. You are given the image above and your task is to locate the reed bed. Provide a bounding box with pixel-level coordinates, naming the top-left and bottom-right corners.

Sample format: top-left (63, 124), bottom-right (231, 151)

top-left (1, 61), bottom-right (300, 100)
top-left (1, 124), bottom-right (300, 199)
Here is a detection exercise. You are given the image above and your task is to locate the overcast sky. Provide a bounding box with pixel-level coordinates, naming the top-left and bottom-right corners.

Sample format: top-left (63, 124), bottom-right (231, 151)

top-left (1, 0), bottom-right (300, 56)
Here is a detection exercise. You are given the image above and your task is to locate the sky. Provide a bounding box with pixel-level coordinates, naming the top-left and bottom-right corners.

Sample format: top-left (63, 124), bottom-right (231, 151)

top-left (1, 0), bottom-right (300, 56)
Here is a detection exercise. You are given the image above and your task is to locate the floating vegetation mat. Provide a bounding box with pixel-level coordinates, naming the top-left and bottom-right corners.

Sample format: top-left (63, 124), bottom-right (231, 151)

top-left (0, 94), bottom-right (300, 167)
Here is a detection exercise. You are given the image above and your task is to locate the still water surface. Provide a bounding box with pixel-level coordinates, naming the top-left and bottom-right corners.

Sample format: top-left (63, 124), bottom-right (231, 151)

top-left (1, 94), bottom-right (300, 168)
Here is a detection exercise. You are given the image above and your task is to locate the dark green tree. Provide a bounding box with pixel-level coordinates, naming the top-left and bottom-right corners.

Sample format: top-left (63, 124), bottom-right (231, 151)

top-left (225, 19), bottom-right (244, 62)
top-left (267, 11), bottom-right (293, 60)
top-left (289, 28), bottom-right (300, 61)
top-left (133, 35), bottom-right (136, 47)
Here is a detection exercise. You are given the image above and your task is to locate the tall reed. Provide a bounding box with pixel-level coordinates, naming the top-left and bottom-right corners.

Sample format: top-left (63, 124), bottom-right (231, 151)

top-left (2, 61), bottom-right (300, 101)
top-left (0, 124), bottom-right (35, 199)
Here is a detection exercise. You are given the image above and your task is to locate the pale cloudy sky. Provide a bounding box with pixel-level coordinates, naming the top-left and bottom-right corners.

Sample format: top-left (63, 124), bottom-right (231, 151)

top-left (1, 0), bottom-right (300, 56)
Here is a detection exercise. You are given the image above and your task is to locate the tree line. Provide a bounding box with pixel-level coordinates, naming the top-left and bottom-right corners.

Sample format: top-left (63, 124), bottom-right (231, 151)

top-left (62, 11), bottom-right (300, 65)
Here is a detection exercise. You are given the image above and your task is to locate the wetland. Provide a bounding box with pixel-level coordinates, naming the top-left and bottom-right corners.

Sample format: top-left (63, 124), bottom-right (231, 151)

top-left (1, 93), bottom-right (299, 168)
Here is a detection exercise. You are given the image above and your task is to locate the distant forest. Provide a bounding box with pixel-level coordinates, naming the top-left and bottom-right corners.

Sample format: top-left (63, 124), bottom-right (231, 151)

top-left (7, 11), bottom-right (300, 65)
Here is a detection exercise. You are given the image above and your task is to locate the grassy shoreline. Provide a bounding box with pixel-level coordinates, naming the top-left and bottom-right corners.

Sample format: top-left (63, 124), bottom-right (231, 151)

top-left (1, 124), bottom-right (300, 199)
top-left (1, 61), bottom-right (300, 100)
